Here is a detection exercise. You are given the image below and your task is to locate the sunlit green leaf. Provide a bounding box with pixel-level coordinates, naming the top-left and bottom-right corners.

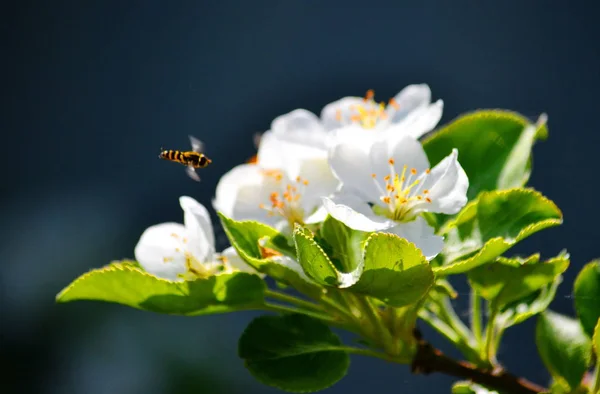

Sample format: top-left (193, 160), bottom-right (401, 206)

top-left (536, 310), bottom-right (592, 390)
top-left (319, 215), bottom-right (368, 273)
top-left (573, 259), bottom-right (600, 338)
top-left (238, 313), bottom-right (350, 392)
top-left (495, 275), bottom-right (562, 329)
top-left (218, 213), bottom-right (321, 297)
top-left (423, 110), bottom-right (548, 201)
top-left (593, 319), bottom-right (600, 357)
top-left (468, 253), bottom-right (569, 309)
top-left (56, 262), bottom-right (265, 315)
top-left (435, 188), bottom-right (562, 275)
top-left (451, 381), bottom-right (498, 394)
top-left (293, 225), bottom-right (340, 287)
top-left (349, 233), bottom-right (433, 307)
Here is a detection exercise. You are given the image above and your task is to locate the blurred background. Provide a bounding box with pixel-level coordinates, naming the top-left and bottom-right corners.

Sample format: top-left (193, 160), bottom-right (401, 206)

top-left (2, 1), bottom-right (600, 393)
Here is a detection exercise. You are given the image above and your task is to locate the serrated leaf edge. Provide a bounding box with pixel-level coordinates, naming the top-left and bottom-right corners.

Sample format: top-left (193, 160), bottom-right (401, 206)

top-left (293, 225), bottom-right (340, 286)
top-left (360, 232), bottom-right (434, 300)
top-left (435, 188), bottom-right (563, 275)
top-left (422, 109), bottom-right (549, 146)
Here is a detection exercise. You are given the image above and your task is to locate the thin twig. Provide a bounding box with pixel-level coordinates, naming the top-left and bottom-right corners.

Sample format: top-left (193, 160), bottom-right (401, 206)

top-left (411, 337), bottom-right (546, 394)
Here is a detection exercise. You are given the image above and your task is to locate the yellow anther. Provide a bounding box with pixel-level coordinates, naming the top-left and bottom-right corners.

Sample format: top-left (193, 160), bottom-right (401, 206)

top-left (388, 158), bottom-right (395, 165)
top-left (410, 168), bottom-right (417, 175)
top-left (371, 173), bottom-right (377, 178)
top-left (389, 98), bottom-right (400, 109)
top-left (426, 197), bottom-right (432, 203)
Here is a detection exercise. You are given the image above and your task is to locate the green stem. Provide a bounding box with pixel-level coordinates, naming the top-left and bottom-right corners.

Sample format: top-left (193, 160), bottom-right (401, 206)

top-left (482, 301), bottom-right (499, 365)
top-left (264, 289), bottom-right (324, 312)
top-left (353, 294), bottom-right (393, 349)
top-left (262, 302), bottom-right (339, 325)
top-left (419, 309), bottom-right (481, 364)
top-left (319, 293), bottom-right (356, 322)
top-left (339, 346), bottom-right (411, 364)
top-left (437, 297), bottom-right (474, 346)
top-left (470, 289), bottom-right (483, 348)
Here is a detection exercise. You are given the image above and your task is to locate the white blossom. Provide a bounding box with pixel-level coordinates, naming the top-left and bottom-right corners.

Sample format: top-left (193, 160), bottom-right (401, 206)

top-left (323, 135), bottom-right (468, 260)
top-left (134, 196), bottom-right (257, 280)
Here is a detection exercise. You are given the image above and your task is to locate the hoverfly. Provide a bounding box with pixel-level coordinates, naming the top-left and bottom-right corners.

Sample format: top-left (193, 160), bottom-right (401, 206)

top-left (159, 135), bottom-right (211, 182)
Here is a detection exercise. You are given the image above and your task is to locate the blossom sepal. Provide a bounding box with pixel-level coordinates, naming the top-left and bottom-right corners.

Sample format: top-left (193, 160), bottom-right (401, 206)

top-left (55, 261), bottom-right (265, 315)
top-left (435, 188), bottom-right (563, 276)
top-left (217, 212), bottom-right (323, 298)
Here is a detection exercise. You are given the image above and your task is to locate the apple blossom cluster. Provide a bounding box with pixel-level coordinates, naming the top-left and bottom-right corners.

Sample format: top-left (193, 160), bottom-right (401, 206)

top-left (59, 83), bottom-right (597, 394)
top-left (135, 84), bottom-right (467, 279)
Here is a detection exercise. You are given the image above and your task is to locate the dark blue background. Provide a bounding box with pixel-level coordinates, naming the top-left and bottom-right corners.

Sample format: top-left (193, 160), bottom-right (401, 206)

top-left (3, 1), bottom-right (599, 393)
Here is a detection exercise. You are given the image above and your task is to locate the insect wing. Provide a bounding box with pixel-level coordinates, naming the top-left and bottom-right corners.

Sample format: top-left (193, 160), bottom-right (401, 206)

top-left (253, 132), bottom-right (263, 149)
top-left (186, 164), bottom-right (201, 182)
top-left (189, 135), bottom-right (205, 153)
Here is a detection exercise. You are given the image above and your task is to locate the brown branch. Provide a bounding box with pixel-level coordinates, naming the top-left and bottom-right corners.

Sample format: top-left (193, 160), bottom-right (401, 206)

top-left (410, 339), bottom-right (546, 394)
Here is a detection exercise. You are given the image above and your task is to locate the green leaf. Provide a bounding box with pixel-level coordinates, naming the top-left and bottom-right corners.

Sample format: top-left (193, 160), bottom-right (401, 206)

top-left (218, 213), bottom-right (321, 297)
top-left (536, 310), bottom-right (592, 390)
top-left (594, 319), bottom-right (600, 356)
top-left (495, 275), bottom-right (562, 329)
top-left (423, 110), bottom-right (548, 201)
top-left (293, 225), bottom-right (339, 286)
top-left (349, 233), bottom-right (434, 307)
top-left (435, 188), bottom-right (562, 275)
top-left (451, 382), bottom-right (498, 394)
top-left (468, 253), bottom-right (569, 309)
top-left (574, 259), bottom-right (600, 338)
top-left (56, 262), bottom-right (265, 315)
top-left (217, 212), bottom-right (280, 262)
top-left (238, 313), bottom-right (350, 392)
top-left (319, 215), bottom-right (368, 273)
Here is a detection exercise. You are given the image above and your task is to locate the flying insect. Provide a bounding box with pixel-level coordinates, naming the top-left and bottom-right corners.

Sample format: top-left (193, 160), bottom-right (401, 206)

top-left (159, 135), bottom-right (211, 182)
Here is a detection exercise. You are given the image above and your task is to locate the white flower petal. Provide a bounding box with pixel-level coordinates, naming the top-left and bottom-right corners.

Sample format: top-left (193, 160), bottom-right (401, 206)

top-left (386, 99), bottom-right (444, 140)
top-left (385, 136), bottom-right (430, 174)
top-left (134, 222), bottom-right (188, 281)
top-left (420, 149), bottom-right (469, 214)
top-left (387, 216), bottom-right (444, 260)
top-left (258, 130), bottom-right (328, 180)
top-left (295, 156), bottom-right (339, 213)
top-left (221, 246), bottom-right (263, 276)
top-left (255, 131), bottom-right (284, 169)
top-left (386, 84), bottom-right (432, 124)
top-left (328, 132), bottom-right (381, 202)
top-left (320, 96), bottom-right (367, 131)
top-left (213, 164), bottom-right (282, 227)
top-left (179, 196), bottom-right (214, 262)
top-left (322, 196), bottom-right (395, 232)
top-left (304, 204), bottom-right (328, 224)
top-left (271, 109), bottom-right (328, 150)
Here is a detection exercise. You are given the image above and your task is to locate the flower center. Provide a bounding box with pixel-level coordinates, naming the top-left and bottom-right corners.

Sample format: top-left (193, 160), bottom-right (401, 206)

top-left (371, 158), bottom-right (432, 221)
top-left (259, 171), bottom-right (309, 228)
top-left (164, 233), bottom-right (222, 279)
top-left (335, 89), bottom-right (400, 129)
